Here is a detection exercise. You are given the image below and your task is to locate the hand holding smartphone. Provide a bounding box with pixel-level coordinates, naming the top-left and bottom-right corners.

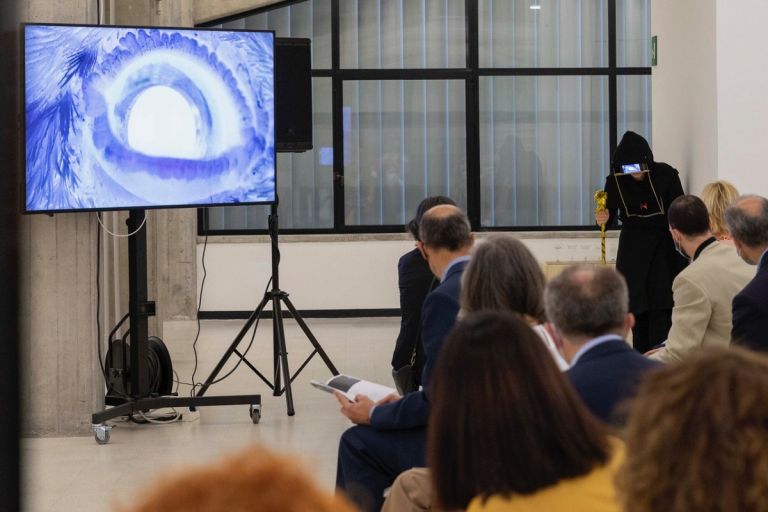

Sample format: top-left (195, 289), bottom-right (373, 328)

top-left (621, 163), bottom-right (643, 174)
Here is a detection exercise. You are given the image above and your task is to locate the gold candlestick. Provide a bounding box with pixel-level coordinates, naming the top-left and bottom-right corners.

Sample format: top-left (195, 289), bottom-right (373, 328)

top-left (594, 190), bottom-right (607, 265)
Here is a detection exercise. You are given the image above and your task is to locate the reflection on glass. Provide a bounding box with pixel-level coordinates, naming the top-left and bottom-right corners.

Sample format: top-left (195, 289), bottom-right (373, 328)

top-left (479, 0), bottom-right (607, 68)
top-left (617, 75), bottom-right (652, 144)
top-left (343, 80), bottom-right (466, 226)
top-left (617, 0), bottom-right (651, 67)
top-left (208, 78), bottom-right (333, 230)
top-left (340, 0), bottom-right (465, 69)
top-left (480, 76), bottom-right (609, 227)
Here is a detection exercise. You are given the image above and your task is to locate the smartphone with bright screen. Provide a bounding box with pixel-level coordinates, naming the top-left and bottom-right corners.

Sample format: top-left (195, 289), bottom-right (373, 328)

top-left (621, 163), bottom-right (643, 174)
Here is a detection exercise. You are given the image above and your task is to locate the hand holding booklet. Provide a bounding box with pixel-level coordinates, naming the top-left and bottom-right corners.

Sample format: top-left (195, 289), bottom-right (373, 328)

top-left (311, 374), bottom-right (398, 402)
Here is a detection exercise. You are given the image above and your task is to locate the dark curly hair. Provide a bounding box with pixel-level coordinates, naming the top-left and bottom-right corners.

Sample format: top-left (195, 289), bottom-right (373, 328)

top-left (618, 346), bottom-right (768, 512)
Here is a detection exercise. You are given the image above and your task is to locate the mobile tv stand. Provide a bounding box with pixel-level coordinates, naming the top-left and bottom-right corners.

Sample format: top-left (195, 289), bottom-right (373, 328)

top-left (91, 209), bottom-right (261, 444)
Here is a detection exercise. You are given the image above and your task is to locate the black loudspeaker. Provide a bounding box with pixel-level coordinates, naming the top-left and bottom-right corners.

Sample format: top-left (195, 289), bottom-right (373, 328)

top-left (275, 37), bottom-right (313, 153)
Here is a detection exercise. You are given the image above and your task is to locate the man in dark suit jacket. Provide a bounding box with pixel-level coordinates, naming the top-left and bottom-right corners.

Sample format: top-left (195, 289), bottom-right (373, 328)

top-left (544, 264), bottom-right (661, 425)
top-left (335, 205), bottom-right (474, 512)
top-left (725, 195), bottom-right (768, 352)
top-left (391, 196), bottom-right (455, 391)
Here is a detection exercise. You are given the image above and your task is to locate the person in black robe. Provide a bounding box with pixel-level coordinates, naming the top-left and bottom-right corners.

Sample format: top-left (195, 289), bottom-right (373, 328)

top-left (596, 131), bottom-right (686, 353)
top-left (390, 195), bottom-right (455, 392)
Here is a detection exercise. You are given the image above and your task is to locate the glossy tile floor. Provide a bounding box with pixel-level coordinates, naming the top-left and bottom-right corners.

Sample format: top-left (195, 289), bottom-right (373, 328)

top-left (23, 318), bottom-right (399, 512)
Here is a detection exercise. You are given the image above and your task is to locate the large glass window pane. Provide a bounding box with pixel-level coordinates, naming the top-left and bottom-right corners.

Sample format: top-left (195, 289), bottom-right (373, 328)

top-left (480, 76), bottom-right (609, 227)
top-left (617, 0), bottom-right (651, 67)
top-left (343, 80), bottom-right (466, 226)
top-left (221, 0), bottom-right (332, 69)
top-left (479, 0), bottom-right (608, 68)
top-left (340, 0), bottom-right (466, 69)
top-left (207, 78), bottom-right (333, 230)
top-left (617, 75), bottom-right (652, 144)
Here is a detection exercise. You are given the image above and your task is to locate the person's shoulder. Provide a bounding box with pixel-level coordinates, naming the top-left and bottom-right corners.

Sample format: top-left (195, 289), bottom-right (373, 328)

top-left (569, 340), bottom-right (652, 371)
top-left (652, 161), bottom-right (679, 175)
top-left (399, 247), bottom-right (422, 265)
top-left (704, 243), bottom-right (754, 276)
top-left (672, 264), bottom-right (706, 292)
top-left (738, 271), bottom-right (768, 302)
top-left (399, 248), bottom-right (432, 275)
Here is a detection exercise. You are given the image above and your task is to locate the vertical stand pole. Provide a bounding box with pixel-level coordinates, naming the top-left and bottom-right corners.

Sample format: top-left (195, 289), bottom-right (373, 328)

top-left (269, 202), bottom-right (295, 415)
top-left (127, 209), bottom-right (149, 398)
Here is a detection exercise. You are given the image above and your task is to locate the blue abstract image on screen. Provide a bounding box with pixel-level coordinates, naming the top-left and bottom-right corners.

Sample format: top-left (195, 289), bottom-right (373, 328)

top-left (25, 25), bottom-right (275, 211)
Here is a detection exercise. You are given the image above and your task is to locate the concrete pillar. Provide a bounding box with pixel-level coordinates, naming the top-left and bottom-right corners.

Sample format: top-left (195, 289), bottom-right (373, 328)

top-left (19, 0), bottom-right (103, 436)
top-left (19, 0), bottom-right (199, 437)
top-left (194, 0), bottom-right (283, 25)
top-left (97, 1), bottom-right (198, 347)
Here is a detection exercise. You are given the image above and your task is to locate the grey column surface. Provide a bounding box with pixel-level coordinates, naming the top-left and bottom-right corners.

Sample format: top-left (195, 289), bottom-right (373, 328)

top-left (194, 0), bottom-right (284, 25)
top-left (19, 0), bottom-right (198, 437)
top-left (19, 0), bottom-right (102, 438)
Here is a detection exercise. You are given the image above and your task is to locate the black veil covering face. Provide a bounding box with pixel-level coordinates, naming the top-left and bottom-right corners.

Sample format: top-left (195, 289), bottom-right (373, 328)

top-left (612, 130), bottom-right (654, 172)
top-left (603, 132), bottom-right (686, 352)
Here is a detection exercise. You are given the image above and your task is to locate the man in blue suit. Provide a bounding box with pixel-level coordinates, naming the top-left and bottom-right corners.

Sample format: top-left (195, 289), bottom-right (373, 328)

top-left (335, 205), bottom-right (473, 512)
top-left (725, 195), bottom-right (768, 352)
top-left (544, 264), bottom-right (661, 426)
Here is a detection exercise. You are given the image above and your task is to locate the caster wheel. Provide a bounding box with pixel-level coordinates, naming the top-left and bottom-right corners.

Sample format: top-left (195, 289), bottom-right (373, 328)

top-left (249, 404), bottom-right (262, 424)
top-left (93, 424), bottom-right (112, 445)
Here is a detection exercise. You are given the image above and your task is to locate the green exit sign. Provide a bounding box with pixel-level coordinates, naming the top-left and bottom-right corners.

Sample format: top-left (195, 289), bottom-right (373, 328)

top-left (651, 35), bottom-right (658, 66)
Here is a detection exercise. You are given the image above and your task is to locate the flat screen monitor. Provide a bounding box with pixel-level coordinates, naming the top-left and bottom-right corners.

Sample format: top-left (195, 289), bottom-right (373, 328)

top-left (23, 23), bottom-right (276, 213)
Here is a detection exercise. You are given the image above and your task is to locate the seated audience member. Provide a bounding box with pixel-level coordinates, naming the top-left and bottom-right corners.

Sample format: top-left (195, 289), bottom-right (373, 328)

top-left (430, 312), bottom-right (623, 512)
top-left (648, 195), bottom-right (753, 363)
top-left (382, 235), bottom-right (568, 511)
top-left (701, 180), bottom-right (739, 242)
top-left (120, 446), bottom-right (358, 512)
top-left (460, 234), bottom-right (567, 369)
top-left (725, 195), bottom-right (768, 352)
top-left (391, 195), bottom-right (456, 394)
top-left (618, 347), bottom-right (768, 512)
top-left (336, 205), bottom-right (473, 512)
top-left (544, 265), bottom-right (661, 425)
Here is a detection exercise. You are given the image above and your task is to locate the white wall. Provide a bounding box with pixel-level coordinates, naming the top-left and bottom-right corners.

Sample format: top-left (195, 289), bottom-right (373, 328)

top-left (652, 0), bottom-right (768, 196)
top-left (197, 234), bottom-right (619, 311)
top-left (715, 0), bottom-right (768, 195)
top-left (651, 0), bottom-right (718, 195)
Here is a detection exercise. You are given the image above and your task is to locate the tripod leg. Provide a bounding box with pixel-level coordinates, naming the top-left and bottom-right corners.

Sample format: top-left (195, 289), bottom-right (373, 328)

top-left (196, 293), bottom-right (271, 398)
top-left (273, 295), bottom-right (295, 416)
top-left (281, 296), bottom-right (339, 375)
top-left (272, 305), bottom-right (281, 396)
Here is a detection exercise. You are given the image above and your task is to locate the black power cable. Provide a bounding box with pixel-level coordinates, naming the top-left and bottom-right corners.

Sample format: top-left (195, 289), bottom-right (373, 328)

top-left (189, 231), bottom-right (208, 395)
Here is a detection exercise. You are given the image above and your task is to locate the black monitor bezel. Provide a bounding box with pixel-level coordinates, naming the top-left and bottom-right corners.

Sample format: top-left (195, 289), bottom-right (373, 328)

top-left (21, 22), bottom-right (277, 214)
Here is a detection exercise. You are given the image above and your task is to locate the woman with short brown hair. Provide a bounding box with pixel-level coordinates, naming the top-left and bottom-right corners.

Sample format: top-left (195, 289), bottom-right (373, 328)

top-left (460, 234), bottom-right (567, 369)
top-left (618, 346), bottom-right (768, 512)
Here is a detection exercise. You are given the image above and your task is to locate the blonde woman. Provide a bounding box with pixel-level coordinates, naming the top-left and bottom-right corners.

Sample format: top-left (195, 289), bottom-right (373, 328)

top-left (701, 180), bottom-right (739, 241)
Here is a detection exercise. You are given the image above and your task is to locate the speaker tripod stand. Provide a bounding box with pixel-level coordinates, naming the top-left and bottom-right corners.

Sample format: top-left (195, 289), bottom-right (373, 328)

top-left (195, 202), bottom-right (339, 416)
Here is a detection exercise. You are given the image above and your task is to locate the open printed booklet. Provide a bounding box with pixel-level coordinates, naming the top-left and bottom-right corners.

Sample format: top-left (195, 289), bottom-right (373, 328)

top-left (310, 374), bottom-right (397, 402)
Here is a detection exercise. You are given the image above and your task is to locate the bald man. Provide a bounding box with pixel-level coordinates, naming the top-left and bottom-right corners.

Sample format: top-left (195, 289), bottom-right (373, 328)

top-left (725, 195), bottom-right (768, 352)
top-left (335, 205), bottom-right (474, 512)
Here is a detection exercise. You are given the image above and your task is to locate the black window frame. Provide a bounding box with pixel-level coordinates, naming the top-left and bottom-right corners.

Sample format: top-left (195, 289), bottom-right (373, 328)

top-left (197, 0), bottom-right (650, 236)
